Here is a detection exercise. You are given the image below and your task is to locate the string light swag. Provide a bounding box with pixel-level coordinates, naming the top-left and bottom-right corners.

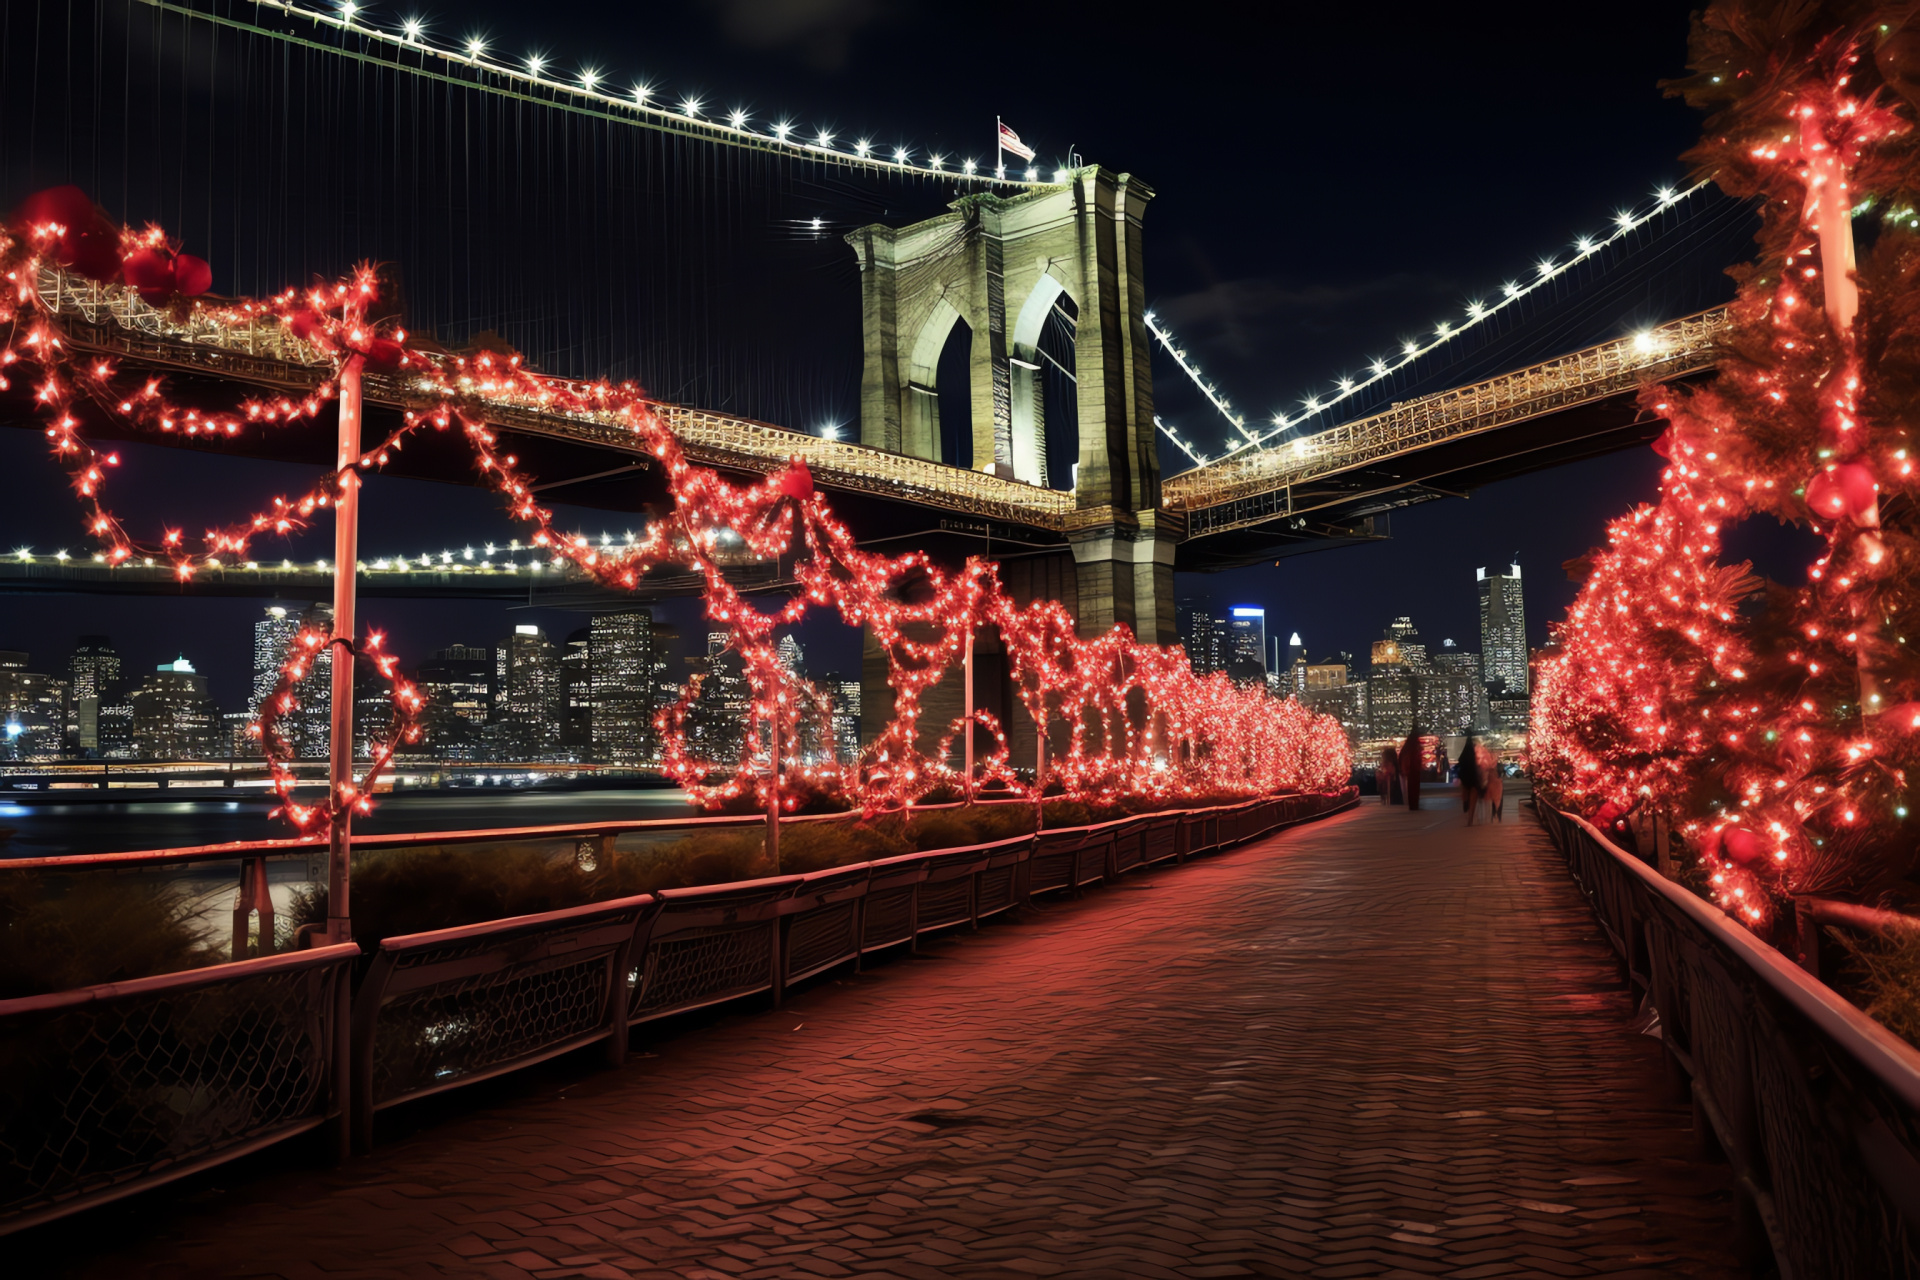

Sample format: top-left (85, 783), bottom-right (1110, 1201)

top-left (1149, 180), bottom-right (1711, 465)
top-left (1535, 1), bottom-right (1920, 932)
top-left (3, 188), bottom-right (1352, 826)
top-left (251, 627), bottom-right (425, 833)
top-left (215, 0), bottom-right (1048, 190)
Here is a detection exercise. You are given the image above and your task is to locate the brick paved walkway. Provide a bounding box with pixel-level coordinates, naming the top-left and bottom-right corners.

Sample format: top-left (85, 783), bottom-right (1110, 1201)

top-left (30, 791), bottom-right (1742, 1279)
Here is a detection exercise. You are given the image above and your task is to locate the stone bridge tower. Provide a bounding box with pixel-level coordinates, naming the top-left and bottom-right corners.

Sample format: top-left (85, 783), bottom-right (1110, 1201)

top-left (845, 166), bottom-right (1175, 646)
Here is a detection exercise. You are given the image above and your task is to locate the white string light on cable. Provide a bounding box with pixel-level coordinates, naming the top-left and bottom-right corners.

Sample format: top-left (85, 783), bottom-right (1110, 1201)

top-left (1143, 312), bottom-right (1256, 455)
top-left (230, 0), bottom-right (1047, 189)
top-left (1150, 181), bottom-right (1711, 464)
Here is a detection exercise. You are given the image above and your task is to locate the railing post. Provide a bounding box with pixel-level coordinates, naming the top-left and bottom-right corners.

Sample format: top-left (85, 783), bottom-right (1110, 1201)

top-left (765, 709), bottom-right (780, 874)
top-left (963, 626), bottom-right (974, 803)
top-left (327, 353), bottom-right (365, 946)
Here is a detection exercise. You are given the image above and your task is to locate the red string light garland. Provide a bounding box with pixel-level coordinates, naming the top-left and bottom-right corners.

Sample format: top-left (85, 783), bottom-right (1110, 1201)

top-left (1, 191), bottom-right (1353, 827)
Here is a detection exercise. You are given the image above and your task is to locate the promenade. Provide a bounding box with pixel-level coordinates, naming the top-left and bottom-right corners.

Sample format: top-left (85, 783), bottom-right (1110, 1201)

top-left (29, 791), bottom-right (1741, 1278)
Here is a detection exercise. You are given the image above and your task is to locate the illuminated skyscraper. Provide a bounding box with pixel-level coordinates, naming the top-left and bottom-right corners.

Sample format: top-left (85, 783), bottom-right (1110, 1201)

top-left (250, 606), bottom-right (299, 718)
top-left (1478, 564), bottom-right (1528, 696)
top-left (1227, 606), bottom-right (1267, 684)
top-left (590, 610), bottom-right (655, 765)
top-left (1428, 640), bottom-right (1488, 734)
top-left (826, 672), bottom-right (862, 764)
top-left (560, 628), bottom-right (594, 754)
top-left (0, 650), bottom-right (68, 763)
top-left (494, 624), bottom-right (564, 759)
top-left (416, 643), bottom-right (493, 759)
top-left (66, 635), bottom-right (121, 755)
top-left (1177, 599), bottom-right (1229, 677)
top-left (129, 657), bottom-right (220, 759)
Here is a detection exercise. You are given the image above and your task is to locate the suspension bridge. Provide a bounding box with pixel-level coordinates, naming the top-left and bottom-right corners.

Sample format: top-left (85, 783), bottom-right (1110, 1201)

top-left (5, 5), bottom-right (1917, 1278)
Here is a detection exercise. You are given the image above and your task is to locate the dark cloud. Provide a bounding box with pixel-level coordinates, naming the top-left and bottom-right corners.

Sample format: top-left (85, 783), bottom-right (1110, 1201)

top-left (704, 0), bottom-right (893, 70)
top-left (1155, 271), bottom-right (1460, 362)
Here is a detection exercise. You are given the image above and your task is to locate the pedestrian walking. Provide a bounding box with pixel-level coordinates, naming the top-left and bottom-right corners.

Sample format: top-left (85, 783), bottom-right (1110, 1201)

top-left (1378, 744), bottom-right (1400, 806)
top-left (1456, 734), bottom-right (1484, 824)
top-left (1399, 727), bottom-right (1423, 810)
top-left (1481, 746), bottom-right (1504, 822)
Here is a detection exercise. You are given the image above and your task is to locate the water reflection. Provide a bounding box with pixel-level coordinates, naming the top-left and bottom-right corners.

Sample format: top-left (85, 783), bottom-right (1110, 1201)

top-left (0, 787), bottom-right (701, 858)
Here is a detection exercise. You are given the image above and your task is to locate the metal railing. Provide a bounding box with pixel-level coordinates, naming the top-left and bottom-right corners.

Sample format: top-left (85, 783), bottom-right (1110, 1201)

top-left (1165, 309), bottom-right (1729, 535)
top-left (1, 790), bottom-right (1357, 1232)
top-left (1535, 803), bottom-right (1920, 1278)
top-left (351, 896), bottom-right (654, 1150)
top-left (0, 943), bottom-right (357, 1233)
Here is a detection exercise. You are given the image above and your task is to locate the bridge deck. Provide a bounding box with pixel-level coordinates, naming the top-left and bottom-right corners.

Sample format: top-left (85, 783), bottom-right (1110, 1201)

top-left (31, 792), bottom-right (1741, 1278)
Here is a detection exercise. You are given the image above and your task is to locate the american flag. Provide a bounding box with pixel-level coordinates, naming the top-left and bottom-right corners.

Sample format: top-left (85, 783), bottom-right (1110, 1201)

top-left (997, 121), bottom-right (1035, 161)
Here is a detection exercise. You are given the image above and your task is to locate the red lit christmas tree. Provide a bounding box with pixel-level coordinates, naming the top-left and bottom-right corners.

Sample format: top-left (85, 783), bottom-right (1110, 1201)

top-left (1538, 0), bottom-right (1920, 924)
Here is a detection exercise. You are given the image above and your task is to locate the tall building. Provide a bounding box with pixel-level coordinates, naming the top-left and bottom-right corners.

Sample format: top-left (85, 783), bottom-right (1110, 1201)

top-left (0, 650), bottom-right (69, 763)
top-left (417, 645), bottom-right (493, 723)
top-left (1368, 624), bottom-right (1417, 741)
top-left (776, 633), bottom-right (806, 678)
top-left (825, 672), bottom-right (862, 764)
top-left (250, 606), bottom-right (299, 717)
top-left (560, 627), bottom-right (594, 754)
top-left (1177, 599), bottom-right (1229, 677)
top-left (684, 631), bottom-right (750, 764)
top-left (1427, 640), bottom-right (1488, 734)
top-left (66, 635), bottom-right (121, 755)
top-left (1226, 607), bottom-right (1267, 684)
top-left (494, 625), bottom-right (564, 760)
top-left (263, 603), bottom-right (335, 760)
top-left (590, 610), bottom-right (655, 765)
top-left (129, 657), bottom-right (220, 759)
top-left (1304, 680), bottom-right (1370, 748)
top-left (416, 643), bottom-right (493, 759)
top-left (651, 622), bottom-right (683, 760)
top-left (1385, 616), bottom-right (1429, 673)
top-left (1478, 563), bottom-right (1528, 697)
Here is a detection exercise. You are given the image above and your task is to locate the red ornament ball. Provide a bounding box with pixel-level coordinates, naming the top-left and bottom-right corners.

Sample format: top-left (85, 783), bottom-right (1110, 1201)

top-left (1722, 826), bottom-right (1762, 866)
top-left (1805, 463), bottom-right (1877, 522)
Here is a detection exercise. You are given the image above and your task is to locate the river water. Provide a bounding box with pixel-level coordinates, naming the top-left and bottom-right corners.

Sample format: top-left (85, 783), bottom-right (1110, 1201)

top-left (0, 787), bottom-right (703, 859)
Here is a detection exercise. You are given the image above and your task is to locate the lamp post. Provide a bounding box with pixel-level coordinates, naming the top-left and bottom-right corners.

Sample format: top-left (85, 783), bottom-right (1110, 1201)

top-left (326, 353), bottom-right (365, 944)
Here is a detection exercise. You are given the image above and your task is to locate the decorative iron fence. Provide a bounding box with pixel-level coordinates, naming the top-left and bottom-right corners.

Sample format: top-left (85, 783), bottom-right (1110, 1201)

top-left (1536, 803), bottom-right (1920, 1279)
top-left (350, 896), bottom-right (656, 1151)
top-left (0, 943), bottom-right (357, 1234)
top-left (3, 789), bottom-right (1356, 1234)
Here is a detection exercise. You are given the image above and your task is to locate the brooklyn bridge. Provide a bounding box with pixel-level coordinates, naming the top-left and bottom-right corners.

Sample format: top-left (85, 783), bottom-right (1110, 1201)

top-left (1, 1), bottom-right (1916, 1277)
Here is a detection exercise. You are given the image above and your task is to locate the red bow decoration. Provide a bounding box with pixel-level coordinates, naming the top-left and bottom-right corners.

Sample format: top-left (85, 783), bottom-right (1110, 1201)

top-left (122, 246), bottom-right (213, 306)
top-left (14, 186), bottom-right (122, 284)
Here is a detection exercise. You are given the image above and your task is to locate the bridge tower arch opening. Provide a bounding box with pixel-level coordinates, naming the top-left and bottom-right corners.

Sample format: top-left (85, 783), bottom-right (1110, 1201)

top-left (846, 166), bottom-right (1173, 642)
top-left (1008, 274), bottom-right (1082, 491)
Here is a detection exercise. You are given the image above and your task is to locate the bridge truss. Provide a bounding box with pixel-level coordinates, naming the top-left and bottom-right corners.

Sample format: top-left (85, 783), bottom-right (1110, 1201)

top-left (33, 268), bottom-right (1723, 563)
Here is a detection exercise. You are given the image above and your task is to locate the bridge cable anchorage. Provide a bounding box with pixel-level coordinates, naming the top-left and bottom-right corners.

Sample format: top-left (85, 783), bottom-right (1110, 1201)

top-left (147, 0), bottom-right (1050, 191)
top-left (1149, 180), bottom-right (1713, 469)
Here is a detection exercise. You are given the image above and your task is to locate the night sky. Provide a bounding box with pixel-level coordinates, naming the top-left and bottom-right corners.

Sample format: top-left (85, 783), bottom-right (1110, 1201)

top-left (0, 0), bottom-right (1782, 706)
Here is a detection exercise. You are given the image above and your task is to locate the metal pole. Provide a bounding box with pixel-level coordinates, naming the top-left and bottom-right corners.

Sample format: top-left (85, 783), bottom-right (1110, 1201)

top-left (963, 628), bottom-right (974, 803)
top-left (1034, 696), bottom-right (1046, 829)
top-left (326, 355), bottom-right (364, 944)
top-left (765, 705), bottom-right (780, 873)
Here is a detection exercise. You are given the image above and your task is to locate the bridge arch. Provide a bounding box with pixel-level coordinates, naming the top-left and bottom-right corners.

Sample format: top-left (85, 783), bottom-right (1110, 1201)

top-left (1009, 272), bottom-right (1075, 488)
top-left (906, 296), bottom-right (973, 466)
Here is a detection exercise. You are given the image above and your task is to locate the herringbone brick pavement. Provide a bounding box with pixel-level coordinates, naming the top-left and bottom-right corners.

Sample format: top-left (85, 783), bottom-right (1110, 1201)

top-left (29, 791), bottom-right (1743, 1278)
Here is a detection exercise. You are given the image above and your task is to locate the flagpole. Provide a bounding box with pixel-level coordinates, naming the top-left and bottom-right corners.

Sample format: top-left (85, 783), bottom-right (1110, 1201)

top-left (996, 115), bottom-right (1003, 174)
